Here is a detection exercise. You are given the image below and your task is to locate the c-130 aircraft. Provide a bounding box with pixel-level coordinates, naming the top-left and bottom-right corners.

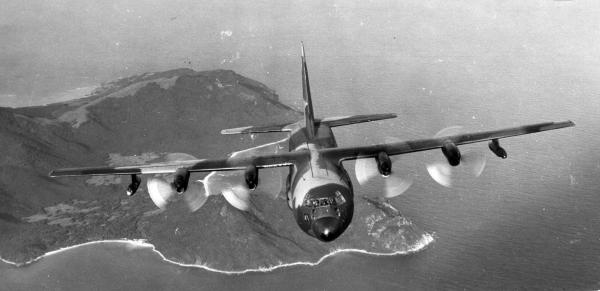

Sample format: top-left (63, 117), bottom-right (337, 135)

top-left (51, 43), bottom-right (574, 242)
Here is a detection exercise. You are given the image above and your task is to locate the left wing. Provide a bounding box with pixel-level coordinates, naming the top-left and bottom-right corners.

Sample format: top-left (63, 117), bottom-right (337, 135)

top-left (320, 120), bottom-right (575, 162)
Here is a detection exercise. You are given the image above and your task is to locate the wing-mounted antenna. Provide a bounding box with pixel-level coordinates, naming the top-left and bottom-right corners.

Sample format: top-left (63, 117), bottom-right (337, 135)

top-left (301, 42), bottom-right (316, 139)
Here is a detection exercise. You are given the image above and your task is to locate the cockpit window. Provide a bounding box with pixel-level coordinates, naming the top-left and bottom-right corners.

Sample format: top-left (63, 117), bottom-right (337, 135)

top-left (305, 196), bottom-right (339, 208)
top-left (334, 190), bottom-right (346, 205)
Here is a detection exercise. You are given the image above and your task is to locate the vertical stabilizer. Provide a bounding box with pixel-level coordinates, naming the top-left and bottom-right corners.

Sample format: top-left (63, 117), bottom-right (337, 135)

top-left (301, 42), bottom-right (316, 139)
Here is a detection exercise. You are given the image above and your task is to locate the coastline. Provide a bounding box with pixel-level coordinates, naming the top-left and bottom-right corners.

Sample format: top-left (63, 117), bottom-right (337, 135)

top-left (0, 235), bottom-right (434, 273)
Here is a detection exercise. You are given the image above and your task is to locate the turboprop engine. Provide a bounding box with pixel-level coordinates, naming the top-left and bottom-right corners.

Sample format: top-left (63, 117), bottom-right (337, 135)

top-left (244, 165), bottom-right (259, 190)
top-left (376, 151), bottom-right (392, 176)
top-left (173, 168), bottom-right (190, 193)
top-left (488, 139), bottom-right (508, 159)
top-left (441, 141), bottom-right (461, 166)
top-left (126, 174), bottom-right (141, 196)
top-left (146, 168), bottom-right (191, 209)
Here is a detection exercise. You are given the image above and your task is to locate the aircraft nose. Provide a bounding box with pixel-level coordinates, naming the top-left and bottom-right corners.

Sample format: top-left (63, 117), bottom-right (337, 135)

top-left (312, 217), bottom-right (341, 242)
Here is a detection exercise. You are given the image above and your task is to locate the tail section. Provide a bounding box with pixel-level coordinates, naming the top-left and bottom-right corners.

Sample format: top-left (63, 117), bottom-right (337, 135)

top-left (301, 42), bottom-right (317, 139)
top-left (221, 43), bottom-right (397, 137)
top-left (221, 123), bottom-right (293, 135)
top-left (317, 113), bottom-right (397, 127)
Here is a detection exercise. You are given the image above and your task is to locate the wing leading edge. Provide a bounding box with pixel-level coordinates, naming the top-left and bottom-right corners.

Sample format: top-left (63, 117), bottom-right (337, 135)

top-left (50, 151), bottom-right (308, 177)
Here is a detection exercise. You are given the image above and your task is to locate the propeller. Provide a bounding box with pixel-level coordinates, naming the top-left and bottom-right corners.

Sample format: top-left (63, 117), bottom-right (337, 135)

top-left (355, 137), bottom-right (414, 198)
top-left (146, 177), bottom-right (178, 210)
top-left (221, 137), bottom-right (287, 201)
top-left (425, 126), bottom-right (487, 187)
top-left (146, 176), bottom-right (212, 212)
top-left (204, 171), bottom-right (251, 211)
top-left (144, 139), bottom-right (288, 212)
top-left (254, 167), bottom-right (284, 199)
top-left (182, 180), bottom-right (209, 212)
top-left (143, 153), bottom-right (205, 211)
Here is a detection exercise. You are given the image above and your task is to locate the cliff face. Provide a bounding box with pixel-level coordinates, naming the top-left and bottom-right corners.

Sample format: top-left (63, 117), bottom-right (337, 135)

top-left (0, 69), bottom-right (431, 270)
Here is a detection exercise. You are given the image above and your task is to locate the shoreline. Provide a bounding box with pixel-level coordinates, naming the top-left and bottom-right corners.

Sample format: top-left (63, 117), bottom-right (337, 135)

top-left (0, 235), bottom-right (434, 274)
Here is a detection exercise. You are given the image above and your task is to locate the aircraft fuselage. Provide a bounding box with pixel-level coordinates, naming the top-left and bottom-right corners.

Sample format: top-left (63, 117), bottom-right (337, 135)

top-left (286, 123), bottom-right (354, 242)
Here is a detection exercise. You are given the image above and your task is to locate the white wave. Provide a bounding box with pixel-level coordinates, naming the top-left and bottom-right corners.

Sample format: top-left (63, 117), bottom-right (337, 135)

top-left (0, 234), bottom-right (434, 274)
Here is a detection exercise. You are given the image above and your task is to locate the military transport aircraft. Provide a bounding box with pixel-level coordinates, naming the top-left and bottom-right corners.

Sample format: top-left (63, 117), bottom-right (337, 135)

top-left (51, 43), bottom-right (574, 242)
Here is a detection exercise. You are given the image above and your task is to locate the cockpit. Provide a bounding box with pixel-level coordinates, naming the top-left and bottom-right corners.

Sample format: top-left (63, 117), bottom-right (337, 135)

top-left (300, 190), bottom-right (349, 241)
top-left (304, 190), bottom-right (346, 208)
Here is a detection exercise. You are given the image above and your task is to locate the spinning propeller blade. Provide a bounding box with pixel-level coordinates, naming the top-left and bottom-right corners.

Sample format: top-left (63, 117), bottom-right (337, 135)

top-left (355, 137), bottom-right (413, 198)
top-left (183, 180), bottom-right (209, 212)
top-left (355, 157), bottom-right (380, 185)
top-left (254, 168), bottom-right (284, 199)
top-left (144, 140), bottom-right (288, 212)
top-left (426, 126), bottom-right (487, 187)
top-left (222, 185), bottom-right (251, 211)
top-left (146, 177), bottom-right (177, 209)
top-left (384, 175), bottom-right (414, 198)
top-left (204, 171), bottom-right (252, 211)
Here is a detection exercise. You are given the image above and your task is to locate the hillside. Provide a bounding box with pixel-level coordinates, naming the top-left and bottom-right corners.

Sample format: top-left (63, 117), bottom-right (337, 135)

top-left (0, 69), bottom-right (431, 270)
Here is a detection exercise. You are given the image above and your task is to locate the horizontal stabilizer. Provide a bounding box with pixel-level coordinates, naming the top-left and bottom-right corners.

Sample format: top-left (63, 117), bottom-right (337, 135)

top-left (317, 113), bottom-right (397, 127)
top-left (221, 123), bottom-right (294, 135)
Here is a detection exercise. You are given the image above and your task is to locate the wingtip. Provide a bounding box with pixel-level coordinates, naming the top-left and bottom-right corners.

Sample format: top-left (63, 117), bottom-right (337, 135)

top-left (539, 120), bottom-right (576, 131)
top-left (556, 120), bottom-right (575, 128)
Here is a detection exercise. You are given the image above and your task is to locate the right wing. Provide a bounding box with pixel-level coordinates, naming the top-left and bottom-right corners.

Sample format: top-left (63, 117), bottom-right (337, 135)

top-left (50, 138), bottom-right (306, 177)
top-left (320, 121), bottom-right (575, 162)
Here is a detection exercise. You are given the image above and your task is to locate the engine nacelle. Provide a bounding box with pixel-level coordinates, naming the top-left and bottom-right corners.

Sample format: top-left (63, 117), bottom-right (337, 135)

top-left (376, 151), bottom-right (392, 176)
top-left (488, 139), bottom-right (507, 159)
top-left (245, 165), bottom-right (259, 190)
top-left (441, 141), bottom-right (461, 166)
top-left (173, 168), bottom-right (190, 193)
top-left (126, 174), bottom-right (141, 196)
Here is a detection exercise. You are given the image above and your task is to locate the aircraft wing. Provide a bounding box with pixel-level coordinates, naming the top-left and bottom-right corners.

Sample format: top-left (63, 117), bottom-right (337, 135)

top-left (50, 148), bottom-right (307, 177)
top-left (319, 121), bottom-right (575, 162)
top-left (50, 121), bottom-right (574, 177)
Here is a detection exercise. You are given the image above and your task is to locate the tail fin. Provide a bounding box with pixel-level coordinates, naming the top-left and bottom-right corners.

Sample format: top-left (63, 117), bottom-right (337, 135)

top-left (301, 42), bottom-right (317, 139)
